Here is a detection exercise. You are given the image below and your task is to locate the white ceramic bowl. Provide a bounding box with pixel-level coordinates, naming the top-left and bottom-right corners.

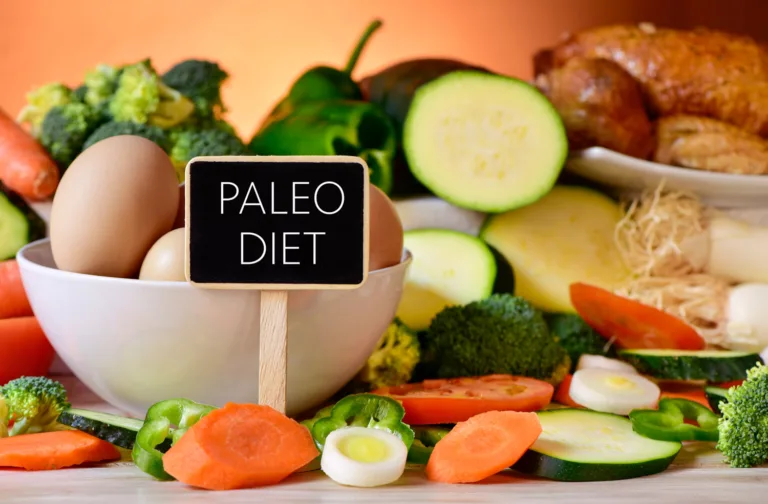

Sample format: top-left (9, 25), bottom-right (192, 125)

top-left (17, 239), bottom-right (411, 418)
top-left (567, 147), bottom-right (768, 208)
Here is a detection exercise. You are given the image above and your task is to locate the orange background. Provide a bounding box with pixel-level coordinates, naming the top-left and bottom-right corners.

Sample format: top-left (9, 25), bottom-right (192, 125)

top-left (1, 0), bottom-right (763, 140)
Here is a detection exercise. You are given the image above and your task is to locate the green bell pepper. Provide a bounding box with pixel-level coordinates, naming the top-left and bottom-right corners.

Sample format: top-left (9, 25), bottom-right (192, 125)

top-left (407, 426), bottom-right (452, 465)
top-left (249, 100), bottom-right (396, 193)
top-left (311, 394), bottom-right (414, 451)
top-left (132, 398), bottom-right (216, 480)
top-left (629, 398), bottom-right (719, 442)
top-left (264, 19), bottom-right (382, 125)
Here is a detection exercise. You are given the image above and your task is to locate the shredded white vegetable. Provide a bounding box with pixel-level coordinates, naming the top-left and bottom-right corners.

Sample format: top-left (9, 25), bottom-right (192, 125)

top-left (613, 182), bottom-right (733, 348)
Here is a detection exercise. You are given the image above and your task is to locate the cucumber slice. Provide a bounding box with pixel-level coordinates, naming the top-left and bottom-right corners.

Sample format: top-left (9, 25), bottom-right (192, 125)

top-left (0, 185), bottom-right (46, 260)
top-left (618, 349), bottom-right (763, 382)
top-left (513, 409), bottom-right (681, 481)
top-left (704, 386), bottom-right (729, 415)
top-left (402, 71), bottom-right (567, 213)
top-left (396, 229), bottom-right (500, 330)
top-left (393, 196), bottom-right (486, 236)
top-left (58, 408), bottom-right (171, 451)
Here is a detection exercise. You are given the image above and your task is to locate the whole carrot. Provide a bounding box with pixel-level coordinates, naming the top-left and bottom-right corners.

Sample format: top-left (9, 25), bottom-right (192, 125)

top-left (0, 107), bottom-right (59, 200)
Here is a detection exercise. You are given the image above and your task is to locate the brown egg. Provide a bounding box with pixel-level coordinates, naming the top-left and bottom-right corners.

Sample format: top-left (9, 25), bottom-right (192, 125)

top-left (173, 184), bottom-right (185, 229)
top-left (139, 228), bottom-right (186, 281)
top-left (369, 185), bottom-right (404, 270)
top-left (50, 135), bottom-right (179, 278)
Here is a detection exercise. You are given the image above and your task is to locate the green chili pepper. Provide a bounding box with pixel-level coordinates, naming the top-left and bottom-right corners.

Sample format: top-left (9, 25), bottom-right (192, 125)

top-left (132, 398), bottom-right (216, 480)
top-left (265, 19), bottom-right (383, 125)
top-left (311, 394), bottom-right (414, 451)
top-left (249, 100), bottom-right (396, 193)
top-left (629, 398), bottom-right (719, 442)
top-left (407, 426), bottom-right (452, 465)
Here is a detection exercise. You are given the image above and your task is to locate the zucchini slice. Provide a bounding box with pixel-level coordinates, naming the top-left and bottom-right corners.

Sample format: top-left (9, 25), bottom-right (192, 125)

top-left (58, 408), bottom-right (171, 451)
top-left (618, 349), bottom-right (763, 382)
top-left (0, 184), bottom-right (46, 260)
top-left (704, 386), bottom-right (729, 415)
top-left (513, 409), bottom-right (681, 481)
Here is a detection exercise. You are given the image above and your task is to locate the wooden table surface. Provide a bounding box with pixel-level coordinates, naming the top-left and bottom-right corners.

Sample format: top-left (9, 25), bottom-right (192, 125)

top-left (2, 376), bottom-right (766, 504)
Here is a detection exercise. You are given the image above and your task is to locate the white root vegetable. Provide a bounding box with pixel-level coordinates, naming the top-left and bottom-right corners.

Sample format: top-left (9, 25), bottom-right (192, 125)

top-left (708, 215), bottom-right (768, 284)
top-left (569, 368), bottom-right (660, 416)
top-left (576, 355), bottom-right (638, 374)
top-left (725, 283), bottom-right (768, 353)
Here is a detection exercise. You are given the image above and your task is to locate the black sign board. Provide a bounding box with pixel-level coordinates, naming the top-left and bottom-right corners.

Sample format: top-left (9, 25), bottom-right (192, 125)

top-left (185, 155), bottom-right (369, 289)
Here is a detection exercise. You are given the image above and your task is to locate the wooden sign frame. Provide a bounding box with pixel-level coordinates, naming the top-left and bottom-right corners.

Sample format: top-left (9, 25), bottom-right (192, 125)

top-left (183, 155), bottom-right (370, 414)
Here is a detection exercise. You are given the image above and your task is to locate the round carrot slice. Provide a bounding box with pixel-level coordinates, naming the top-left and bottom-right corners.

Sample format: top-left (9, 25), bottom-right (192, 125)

top-left (569, 282), bottom-right (705, 350)
top-left (372, 375), bottom-right (553, 425)
top-left (426, 410), bottom-right (542, 483)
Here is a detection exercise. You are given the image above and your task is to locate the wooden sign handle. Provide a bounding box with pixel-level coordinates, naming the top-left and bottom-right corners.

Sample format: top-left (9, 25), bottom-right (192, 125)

top-left (259, 290), bottom-right (288, 413)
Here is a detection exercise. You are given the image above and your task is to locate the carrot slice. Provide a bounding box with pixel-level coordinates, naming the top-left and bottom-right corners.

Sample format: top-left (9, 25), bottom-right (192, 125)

top-left (163, 402), bottom-right (319, 490)
top-left (569, 282), bottom-right (705, 350)
top-left (0, 430), bottom-right (120, 470)
top-left (553, 374), bottom-right (583, 408)
top-left (0, 317), bottom-right (55, 385)
top-left (0, 260), bottom-right (34, 319)
top-left (426, 410), bottom-right (542, 484)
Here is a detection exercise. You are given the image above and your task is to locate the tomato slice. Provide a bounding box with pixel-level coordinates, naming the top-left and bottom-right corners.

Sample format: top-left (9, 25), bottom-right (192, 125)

top-left (714, 379), bottom-right (744, 389)
top-left (569, 282), bottom-right (705, 350)
top-left (372, 375), bottom-right (554, 425)
top-left (553, 374), bottom-right (583, 408)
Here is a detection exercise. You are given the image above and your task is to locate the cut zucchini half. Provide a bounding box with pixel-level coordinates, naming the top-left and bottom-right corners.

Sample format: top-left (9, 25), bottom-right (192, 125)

top-left (402, 71), bottom-right (567, 213)
top-left (618, 349), bottom-right (763, 382)
top-left (58, 408), bottom-right (171, 451)
top-left (704, 386), bottom-right (729, 415)
top-left (396, 229), bottom-right (498, 330)
top-left (512, 408), bottom-right (681, 482)
top-left (0, 185), bottom-right (45, 260)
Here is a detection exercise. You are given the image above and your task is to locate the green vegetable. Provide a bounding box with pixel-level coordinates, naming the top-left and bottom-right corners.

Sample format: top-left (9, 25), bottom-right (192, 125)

top-left (418, 294), bottom-right (570, 384)
top-left (264, 19), bottom-right (382, 124)
top-left (132, 398), bottom-right (215, 480)
top-left (396, 229), bottom-right (508, 331)
top-left (83, 63), bottom-right (122, 108)
top-left (343, 319), bottom-right (420, 393)
top-left (17, 83), bottom-right (72, 137)
top-left (618, 349), bottom-right (763, 382)
top-left (84, 121), bottom-right (171, 152)
top-left (359, 58), bottom-right (488, 197)
top-left (704, 386), bottom-right (729, 415)
top-left (629, 398), bottom-right (719, 442)
top-left (402, 70), bottom-right (567, 212)
top-left (72, 85), bottom-right (88, 103)
top-left (311, 394), bottom-right (414, 452)
top-left (1, 377), bottom-right (71, 436)
top-left (39, 103), bottom-right (105, 168)
top-left (717, 363), bottom-right (768, 468)
top-left (407, 426), bottom-right (451, 465)
top-left (512, 409), bottom-right (682, 482)
top-left (169, 126), bottom-right (247, 180)
top-left (162, 59), bottom-right (229, 118)
top-left (109, 60), bottom-right (194, 128)
top-left (58, 408), bottom-right (171, 451)
top-left (545, 312), bottom-right (616, 371)
top-left (249, 100), bottom-right (396, 194)
top-left (0, 184), bottom-right (46, 260)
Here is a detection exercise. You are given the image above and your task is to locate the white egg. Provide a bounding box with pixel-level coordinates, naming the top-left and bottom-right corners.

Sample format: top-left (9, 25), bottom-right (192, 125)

top-left (320, 426), bottom-right (407, 487)
top-left (577, 354), bottom-right (639, 375)
top-left (570, 368), bottom-right (660, 416)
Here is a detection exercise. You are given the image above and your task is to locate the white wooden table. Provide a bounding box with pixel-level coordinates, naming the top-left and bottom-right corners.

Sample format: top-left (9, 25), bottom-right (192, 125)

top-left (1, 376), bottom-right (766, 503)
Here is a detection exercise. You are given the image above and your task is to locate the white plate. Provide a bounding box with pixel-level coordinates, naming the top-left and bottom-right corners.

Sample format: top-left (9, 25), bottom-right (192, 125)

top-left (566, 147), bottom-right (768, 208)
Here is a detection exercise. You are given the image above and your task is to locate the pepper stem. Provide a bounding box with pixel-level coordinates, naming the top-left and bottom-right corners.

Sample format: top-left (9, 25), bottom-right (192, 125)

top-left (343, 19), bottom-right (383, 75)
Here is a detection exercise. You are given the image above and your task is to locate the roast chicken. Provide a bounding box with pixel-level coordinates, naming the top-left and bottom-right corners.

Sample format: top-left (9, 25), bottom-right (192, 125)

top-left (534, 23), bottom-right (768, 174)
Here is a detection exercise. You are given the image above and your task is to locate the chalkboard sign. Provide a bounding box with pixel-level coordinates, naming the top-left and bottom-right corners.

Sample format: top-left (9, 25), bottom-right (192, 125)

top-left (184, 155), bottom-right (370, 289)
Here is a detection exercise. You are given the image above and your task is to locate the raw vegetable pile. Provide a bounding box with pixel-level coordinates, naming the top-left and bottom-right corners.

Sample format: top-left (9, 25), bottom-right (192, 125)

top-left (1, 16), bottom-right (768, 489)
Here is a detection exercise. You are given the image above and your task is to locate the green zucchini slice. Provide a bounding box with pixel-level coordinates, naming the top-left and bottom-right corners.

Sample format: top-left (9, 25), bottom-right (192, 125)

top-left (58, 408), bottom-right (171, 451)
top-left (704, 386), bottom-right (729, 415)
top-left (618, 349), bottom-right (763, 382)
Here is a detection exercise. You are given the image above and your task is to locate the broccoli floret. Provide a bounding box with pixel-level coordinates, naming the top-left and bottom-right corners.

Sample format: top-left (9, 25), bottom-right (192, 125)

top-left (109, 60), bottom-right (194, 128)
top-left (717, 362), bottom-right (768, 467)
top-left (16, 83), bottom-right (72, 137)
top-left (72, 85), bottom-right (88, 103)
top-left (84, 121), bottom-right (171, 152)
top-left (40, 103), bottom-right (105, 168)
top-left (418, 294), bottom-right (570, 384)
top-left (168, 126), bottom-right (246, 180)
top-left (83, 64), bottom-right (121, 107)
top-left (0, 393), bottom-right (8, 438)
top-left (349, 319), bottom-right (421, 392)
top-left (162, 59), bottom-right (229, 118)
top-left (1, 377), bottom-right (70, 436)
top-left (544, 312), bottom-right (616, 371)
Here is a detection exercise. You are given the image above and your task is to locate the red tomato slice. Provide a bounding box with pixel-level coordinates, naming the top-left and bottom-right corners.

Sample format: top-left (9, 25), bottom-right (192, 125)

top-left (569, 282), bottom-right (705, 350)
top-left (372, 375), bottom-right (554, 425)
top-left (553, 374), bottom-right (583, 408)
top-left (714, 379), bottom-right (744, 389)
